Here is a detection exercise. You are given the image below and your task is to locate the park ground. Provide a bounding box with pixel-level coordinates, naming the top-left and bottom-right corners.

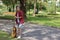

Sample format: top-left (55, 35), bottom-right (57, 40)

top-left (0, 9), bottom-right (60, 40)
top-left (0, 11), bottom-right (60, 27)
top-left (0, 19), bottom-right (60, 40)
top-left (0, 11), bottom-right (60, 40)
top-left (0, 0), bottom-right (60, 40)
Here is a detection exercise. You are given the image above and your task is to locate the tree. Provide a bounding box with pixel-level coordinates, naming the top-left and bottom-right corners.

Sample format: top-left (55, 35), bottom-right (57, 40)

top-left (47, 0), bottom-right (56, 14)
top-left (33, 0), bottom-right (37, 16)
top-left (2, 0), bottom-right (11, 11)
top-left (2, 0), bottom-right (17, 12)
top-left (11, 0), bottom-right (17, 12)
top-left (19, 0), bottom-right (27, 18)
top-left (54, 0), bottom-right (56, 14)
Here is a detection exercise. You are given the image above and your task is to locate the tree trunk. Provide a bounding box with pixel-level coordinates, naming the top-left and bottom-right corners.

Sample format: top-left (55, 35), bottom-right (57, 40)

top-left (13, 4), bottom-right (15, 12)
top-left (47, 0), bottom-right (50, 13)
top-left (55, 0), bottom-right (56, 14)
top-left (40, 0), bottom-right (42, 11)
top-left (19, 0), bottom-right (27, 19)
top-left (29, 1), bottom-right (31, 15)
top-left (9, 7), bottom-right (11, 12)
top-left (7, 5), bottom-right (9, 11)
top-left (52, 0), bottom-right (56, 14)
top-left (33, 0), bottom-right (37, 16)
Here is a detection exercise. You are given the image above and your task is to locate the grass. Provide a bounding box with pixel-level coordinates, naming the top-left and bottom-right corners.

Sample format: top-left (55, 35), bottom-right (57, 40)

top-left (0, 11), bottom-right (60, 27)
top-left (27, 13), bottom-right (60, 27)
top-left (0, 15), bottom-right (15, 20)
top-left (0, 31), bottom-right (17, 40)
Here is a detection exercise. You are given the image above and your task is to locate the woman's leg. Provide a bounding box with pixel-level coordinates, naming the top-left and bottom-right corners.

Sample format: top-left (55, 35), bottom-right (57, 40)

top-left (17, 24), bottom-right (23, 38)
top-left (18, 28), bottom-right (22, 36)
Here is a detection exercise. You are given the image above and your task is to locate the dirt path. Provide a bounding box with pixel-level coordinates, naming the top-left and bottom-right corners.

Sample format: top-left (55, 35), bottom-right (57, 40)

top-left (0, 19), bottom-right (60, 40)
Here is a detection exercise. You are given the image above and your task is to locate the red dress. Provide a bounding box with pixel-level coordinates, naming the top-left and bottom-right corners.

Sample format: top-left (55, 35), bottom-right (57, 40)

top-left (15, 10), bottom-right (24, 24)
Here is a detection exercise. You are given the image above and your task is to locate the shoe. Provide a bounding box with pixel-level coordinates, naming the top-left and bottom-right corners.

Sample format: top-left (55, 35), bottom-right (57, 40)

top-left (17, 36), bottom-right (21, 39)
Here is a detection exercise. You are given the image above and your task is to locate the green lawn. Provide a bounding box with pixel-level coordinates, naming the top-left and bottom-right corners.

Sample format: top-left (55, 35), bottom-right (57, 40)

top-left (0, 31), bottom-right (17, 40)
top-left (0, 15), bottom-right (15, 20)
top-left (27, 13), bottom-right (60, 28)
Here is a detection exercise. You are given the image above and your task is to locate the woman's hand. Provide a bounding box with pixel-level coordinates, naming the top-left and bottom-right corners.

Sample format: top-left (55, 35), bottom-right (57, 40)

top-left (15, 16), bottom-right (21, 18)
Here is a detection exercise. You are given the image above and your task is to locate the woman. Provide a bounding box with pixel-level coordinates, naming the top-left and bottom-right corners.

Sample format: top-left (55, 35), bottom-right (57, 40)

top-left (15, 6), bottom-right (24, 39)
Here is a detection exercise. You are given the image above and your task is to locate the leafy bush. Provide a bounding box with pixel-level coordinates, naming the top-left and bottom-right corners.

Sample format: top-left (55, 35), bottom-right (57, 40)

top-left (56, 7), bottom-right (60, 12)
top-left (47, 2), bottom-right (56, 14)
top-left (0, 9), bottom-right (3, 15)
top-left (0, 5), bottom-right (7, 15)
top-left (40, 2), bottom-right (47, 10)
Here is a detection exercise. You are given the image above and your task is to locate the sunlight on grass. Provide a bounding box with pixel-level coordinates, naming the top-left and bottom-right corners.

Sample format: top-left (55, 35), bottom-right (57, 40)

top-left (3, 12), bottom-right (16, 16)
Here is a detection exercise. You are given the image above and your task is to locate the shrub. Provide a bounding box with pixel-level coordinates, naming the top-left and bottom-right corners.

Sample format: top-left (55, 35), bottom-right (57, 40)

top-left (56, 7), bottom-right (60, 12)
top-left (0, 5), bottom-right (7, 15)
top-left (40, 2), bottom-right (47, 10)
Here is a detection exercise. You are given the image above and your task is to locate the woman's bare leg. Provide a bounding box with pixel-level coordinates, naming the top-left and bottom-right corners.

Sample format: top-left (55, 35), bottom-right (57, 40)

top-left (17, 28), bottom-right (22, 38)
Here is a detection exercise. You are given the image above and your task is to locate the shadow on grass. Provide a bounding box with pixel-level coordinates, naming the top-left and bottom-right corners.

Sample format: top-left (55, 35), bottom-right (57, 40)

top-left (0, 15), bottom-right (15, 20)
top-left (0, 31), bottom-right (17, 40)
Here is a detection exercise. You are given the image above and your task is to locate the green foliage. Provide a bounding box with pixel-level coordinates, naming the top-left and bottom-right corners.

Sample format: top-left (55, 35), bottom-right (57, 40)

top-left (0, 5), bottom-right (4, 8)
top-left (2, 0), bottom-right (11, 6)
top-left (47, 1), bottom-right (56, 14)
top-left (27, 14), bottom-right (60, 27)
top-left (42, 5), bottom-right (46, 10)
top-left (2, 0), bottom-right (17, 6)
top-left (2, 0), bottom-right (17, 12)
top-left (36, 3), bottom-right (40, 10)
top-left (40, 2), bottom-right (47, 10)
top-left (0, 5), bottom-right (7, 15)
top-left (26, 1), bottom-right (47, 11)
top-left (26, 1), bottom-right (34, 10)
top-left (56, 7), bottom-right (60, 12)
top-left (48, 13), bottom-right (59, 15)
top-left (49, 8), bottom-right (55, 13)
top-left (0, 31), bottom-right (17, 40)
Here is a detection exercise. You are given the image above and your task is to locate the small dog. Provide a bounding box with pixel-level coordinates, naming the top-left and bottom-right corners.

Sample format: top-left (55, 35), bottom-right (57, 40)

top-left (11, 26), bottom-right (17, 38)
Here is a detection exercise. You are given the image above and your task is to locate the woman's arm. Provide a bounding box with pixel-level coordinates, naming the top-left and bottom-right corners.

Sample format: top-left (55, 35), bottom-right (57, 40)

top-left (15, 12), bottom-right (21, 18)
top-left (15, 16), bottom-right (21, 18)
